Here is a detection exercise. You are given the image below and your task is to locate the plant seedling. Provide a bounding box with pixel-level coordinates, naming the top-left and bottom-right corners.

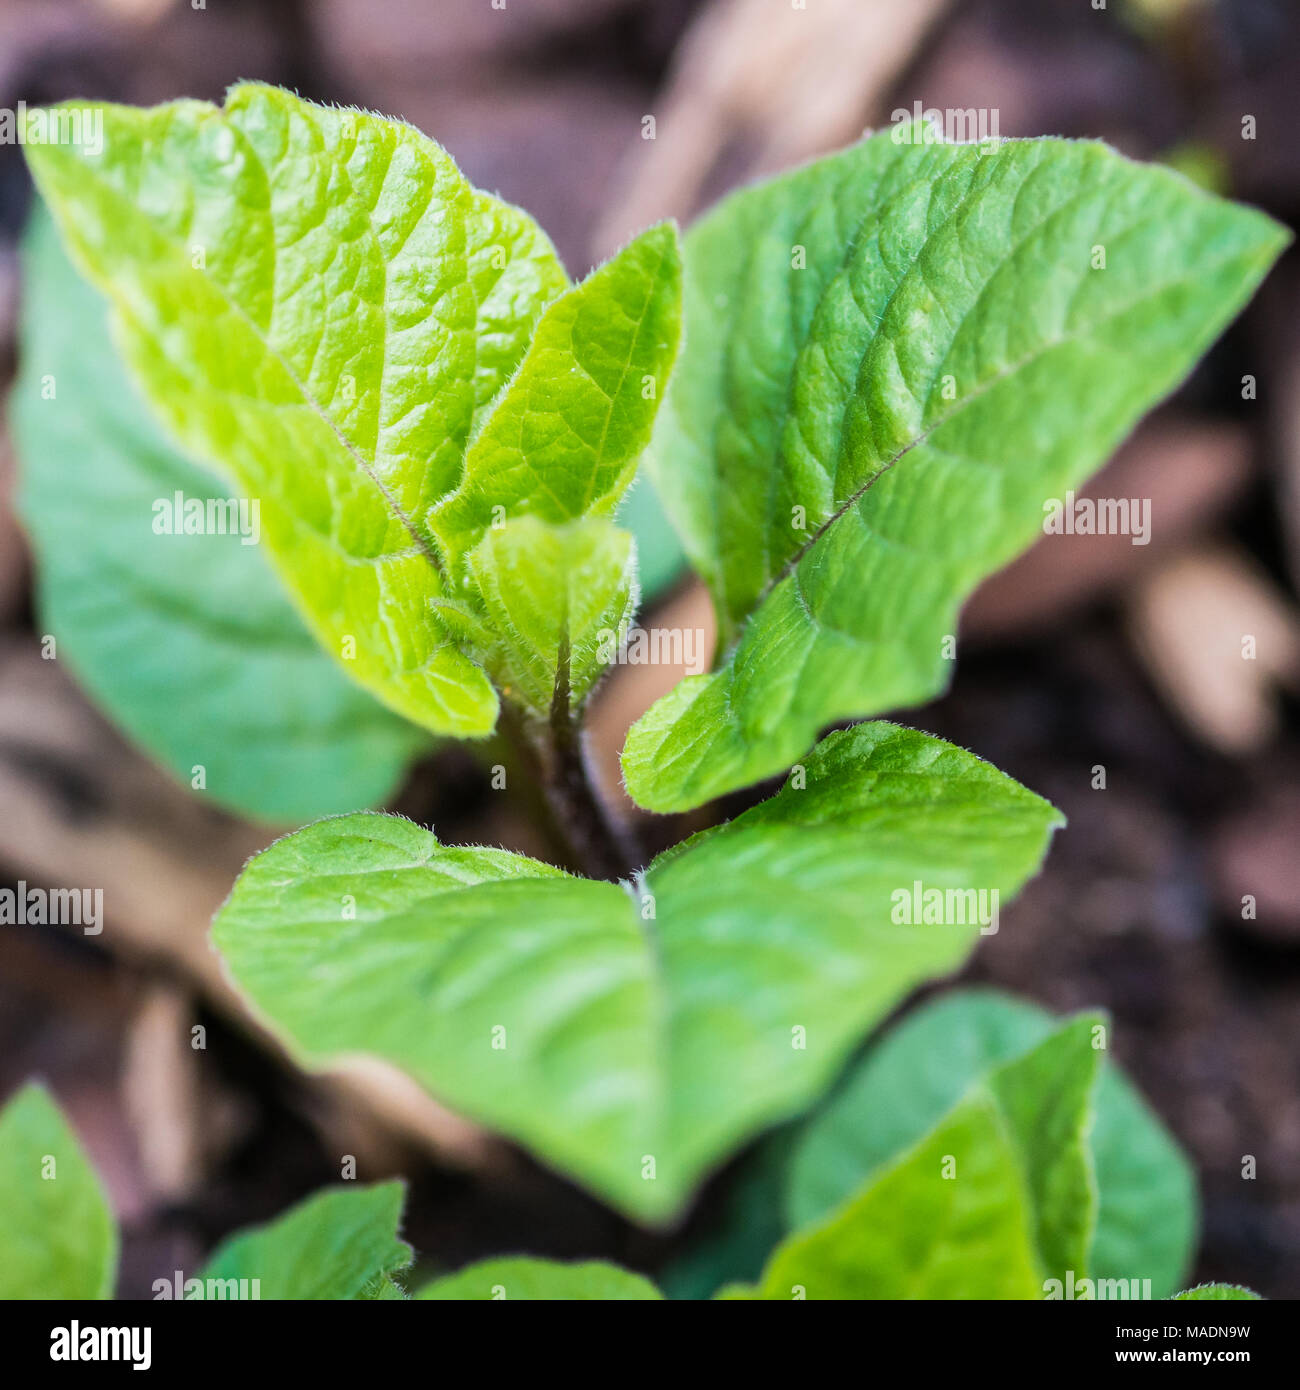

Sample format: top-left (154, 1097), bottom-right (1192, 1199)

top-left (11, 85), bottom-right (1287, 1296)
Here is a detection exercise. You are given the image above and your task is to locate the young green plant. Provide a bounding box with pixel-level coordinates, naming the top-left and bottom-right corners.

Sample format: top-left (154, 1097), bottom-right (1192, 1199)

top-left (14, 85), bottom-right (1287, 1288)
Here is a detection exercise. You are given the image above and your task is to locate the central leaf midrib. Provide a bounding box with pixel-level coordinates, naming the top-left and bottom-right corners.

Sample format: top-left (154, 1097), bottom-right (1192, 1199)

top-left (708, 143), bottom-right (1166, 656)
top-left (725, 144), bottom-right (1047, 627)
top-left (710, 138), bottom-right (980, 634)
top-left (581, 230), bottom-right (672, 515)
top-left (724, 235), bottom-right (1269, 675)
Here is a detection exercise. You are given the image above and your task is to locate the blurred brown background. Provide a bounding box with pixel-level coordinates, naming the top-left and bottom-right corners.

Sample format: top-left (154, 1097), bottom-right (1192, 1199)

top-left (0, 0), bottom-right (1297, 1297)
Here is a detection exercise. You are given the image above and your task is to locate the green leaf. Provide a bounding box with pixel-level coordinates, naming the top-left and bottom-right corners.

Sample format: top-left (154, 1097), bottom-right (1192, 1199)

top-left (428, 223), bottom-right (682, 567)
top-left (787, 988), bottom-right (1196, 1296)
top-left (13, 204), bottom-right (427, 825)
top-left (210, 813), bottom-right (641, 1213)
top-left (1086, 1047), bottom-right (1198, 1298)
top-left (658, 1127), bottom-right (798, 1299)
top-left (725, 1090), bottom-right (1045, 1299)
top-left (727, 1019), bottom-right (1100, 1299)
top-left (212, 723), bottom-right (1060, 1222)
top-left (415, 1257), bottom-right (661, 1300)
top-left (983, 1015), bottom-right (1102, 1285)
top-left (645, 723), bottom-right (1061, 1199)
top-left (788, 988), bottom-right (1050, 1227)
top-left (199, 1182), bottom-right (410, 1299)
top-left (626, 132), bottom-right (1289, 811)
top-left (459, 516), bottom-right (637, 719)
top-left (365, 1276), bottom-right (410, 1300)
top-left (25, 84), bottom-right (569, 738)
top-left (617, 470), bottom-right (688, 603)
top-left (0, 1084), bottom-right (117, 1299)
top-left (1173, 1283), bottom-right (1260, 1301)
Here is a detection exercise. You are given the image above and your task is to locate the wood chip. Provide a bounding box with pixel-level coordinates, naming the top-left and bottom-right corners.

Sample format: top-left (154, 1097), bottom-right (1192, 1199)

top-left (1127, 547), bottom-right (1300, 754)
top-left (593, 0), bottom-right (951, 256)
top-left (0, 638), bottom-right (498, 1173)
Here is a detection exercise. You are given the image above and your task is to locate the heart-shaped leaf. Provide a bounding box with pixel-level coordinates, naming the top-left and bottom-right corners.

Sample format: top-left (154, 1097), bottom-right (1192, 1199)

top-left (212, 722), bottom-right (1061, 1222)
top-left (625, 130), bottom-right (1289, 811)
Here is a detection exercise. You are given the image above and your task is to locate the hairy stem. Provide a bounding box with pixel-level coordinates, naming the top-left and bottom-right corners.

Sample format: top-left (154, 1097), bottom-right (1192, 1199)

top-left (516, 636), bottom-right (646, 882)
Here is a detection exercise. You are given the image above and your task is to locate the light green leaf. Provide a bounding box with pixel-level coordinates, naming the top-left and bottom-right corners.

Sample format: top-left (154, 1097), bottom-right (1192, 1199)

top-left (415, 1257), bottom-right (661, 1300)
top-left (364, 1277), bottom-right (409, 1300)
top-left (787, 988), bottom-right (1196, 1296)
top-left (212, 723), bottom-right (1060, 1222)
top-left (13, 205), bottom-right (427, 825)
top-left (25, 84), bottom-right (569, 738)
top-left (1173, 1283), bottom-right (1260, 1301)
top-left (725, 1090), bottom-right (1045, 1299)
top-left (983, 1015), bottom-right (1102, 1285)
top-left (429, 223), bottom-right (682, 567)
top-left (626, 132), bottom-right (1288, 811)
top-left (728, 1019), bottom-right (1099, 1299)
top-left (459, 516), bottom-right (637, 719)
top-left (210, 813), bottom-right (641, 1214)
top-left (1087, 1047), bottom-right (1197, 1298)
top-left (788, 989), bottom-right (1051, 1227)
top-left (199, 1181), bottom-right (410, 1300)
top-left (0, 1084), bottom-right (117, 1299)
top-left (645, 723), bottom-right (1061, 1196)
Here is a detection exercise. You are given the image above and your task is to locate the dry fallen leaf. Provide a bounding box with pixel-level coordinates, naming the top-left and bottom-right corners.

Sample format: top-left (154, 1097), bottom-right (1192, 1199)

top-left (1127, 547), bottom-right (1300, 754)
